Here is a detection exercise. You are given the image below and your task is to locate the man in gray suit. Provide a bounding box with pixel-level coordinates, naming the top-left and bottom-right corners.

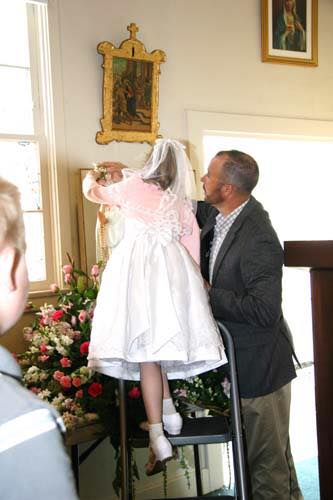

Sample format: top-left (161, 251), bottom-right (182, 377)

top-left (197, 150), bottom-right (303, 500)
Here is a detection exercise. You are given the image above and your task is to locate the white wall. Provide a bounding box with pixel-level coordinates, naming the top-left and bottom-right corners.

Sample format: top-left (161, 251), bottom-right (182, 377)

top-left (48, 0), bottom-right (333, 260)
top-left (44, 1), bottom-right (333, 497)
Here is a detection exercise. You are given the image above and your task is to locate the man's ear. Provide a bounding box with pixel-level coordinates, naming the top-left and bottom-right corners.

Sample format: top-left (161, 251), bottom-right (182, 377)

top-left (0, 246), bottom-right (18, 292)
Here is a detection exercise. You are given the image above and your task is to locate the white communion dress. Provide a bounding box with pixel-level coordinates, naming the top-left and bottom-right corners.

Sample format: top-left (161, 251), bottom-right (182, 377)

top-left (83, 171), bottom-right (227, 380)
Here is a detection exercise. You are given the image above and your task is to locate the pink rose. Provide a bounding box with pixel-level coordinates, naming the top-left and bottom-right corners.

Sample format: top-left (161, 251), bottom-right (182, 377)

top-left (40, 343), bottom-right (48, 353)
top-left (90, 264), bottom-right (99, 277)
top-left (53, 370), bottom-right (65, 381)
top-left (51, 310), bottom-right (64, 322)
top-left (50, 283), bottom-right (59, 293)
top-left (78, 310), bottom-right (88, 323)
top-left (59, 375), bottom-right (72, 389)
top-left (128, 386), bottom-right (141, 399)
top-left (60, 357), bottom-right (71, 368)
top-left (80, 341), bottom-right (90, 355)
top-left (75, 390), bottom-right (83, 398)
top-left (62, 264), bottom-right (73, 274)
top-left (72, 376), bottom-right (82, 388)
top-left (64, 273), bottom-right (72, 285)
top-left (88, 382), bottom-right (103, 398)
top-left (39, 355), bottom-right (50, 362)
top-left (30, 387), bottom-right (40, 394)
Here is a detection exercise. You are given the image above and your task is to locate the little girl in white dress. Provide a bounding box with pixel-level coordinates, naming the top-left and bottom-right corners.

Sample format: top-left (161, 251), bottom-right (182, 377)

top-left (83, 139), bottom-right (227, 472)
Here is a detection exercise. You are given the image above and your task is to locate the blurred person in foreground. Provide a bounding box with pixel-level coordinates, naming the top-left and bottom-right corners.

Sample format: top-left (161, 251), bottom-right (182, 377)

top-left (0, 177), bottom-right (78, 500)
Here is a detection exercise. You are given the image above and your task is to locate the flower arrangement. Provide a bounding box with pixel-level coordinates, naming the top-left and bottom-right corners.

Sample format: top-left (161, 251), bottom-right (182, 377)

top-left (17, 257), bottom-right (118, 431)
top-left (171, 369), bottom-right (230, 417)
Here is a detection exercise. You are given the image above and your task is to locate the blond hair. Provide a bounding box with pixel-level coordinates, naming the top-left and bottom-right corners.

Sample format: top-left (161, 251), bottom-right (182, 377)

top-left (0, 177), bottom-right (26, 253)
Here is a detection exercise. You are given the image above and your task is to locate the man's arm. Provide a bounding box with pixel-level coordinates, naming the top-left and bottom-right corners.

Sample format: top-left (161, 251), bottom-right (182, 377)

top-left (196, 201), bottom-right (217, 228)
top-left (209, 234), bottom-right (284, 328)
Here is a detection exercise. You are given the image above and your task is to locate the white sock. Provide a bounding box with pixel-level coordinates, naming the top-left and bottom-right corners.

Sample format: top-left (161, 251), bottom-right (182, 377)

top-left (149, 422), bottom-right (164, 442)
top-left (163, 398), bottom-right (177, 415)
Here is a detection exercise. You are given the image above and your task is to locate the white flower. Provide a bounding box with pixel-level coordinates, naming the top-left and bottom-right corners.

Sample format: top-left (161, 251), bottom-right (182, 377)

top-left (60, 335), bottom-right (74, 347)
top-left (37, 389), bottom-right (51, 400)
top-left (52, 393), bottom-right (66, 410)
top-left (39, 371), bottom-right (49, 381)
top-left (24, 366), bottom-right (41, 383)
top-left (78, 366), bottom-right (93, 383)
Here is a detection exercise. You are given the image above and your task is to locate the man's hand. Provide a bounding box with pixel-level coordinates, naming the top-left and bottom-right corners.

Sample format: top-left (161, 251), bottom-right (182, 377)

top-left (203, 279), bottom-right (211, 291)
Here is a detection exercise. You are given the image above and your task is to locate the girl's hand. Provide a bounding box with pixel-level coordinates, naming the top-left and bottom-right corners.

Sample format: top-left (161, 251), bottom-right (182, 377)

top-left (94, 162), bottom-right (126, 184)
top-left (103, 162), bottom-right (126, 183)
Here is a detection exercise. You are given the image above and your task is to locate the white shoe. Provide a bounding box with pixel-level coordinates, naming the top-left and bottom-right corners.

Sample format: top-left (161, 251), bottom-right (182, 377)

top-left (150, 435), bottom-right (173, 463)
top-left (163, 412), bottom-right (183, 435)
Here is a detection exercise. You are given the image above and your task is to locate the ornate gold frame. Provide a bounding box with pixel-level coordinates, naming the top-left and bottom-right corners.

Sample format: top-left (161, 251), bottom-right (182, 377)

top-left (96, 23), bottom-right (166, 144)
top-left (261, 0), bottom-right (318, 66)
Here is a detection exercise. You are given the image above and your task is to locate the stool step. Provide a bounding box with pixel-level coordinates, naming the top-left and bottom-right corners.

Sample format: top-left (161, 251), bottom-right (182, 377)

top-left (152, 496), bottom-right (233, 499)
top-left (130, 415), bottom-right (231, 448)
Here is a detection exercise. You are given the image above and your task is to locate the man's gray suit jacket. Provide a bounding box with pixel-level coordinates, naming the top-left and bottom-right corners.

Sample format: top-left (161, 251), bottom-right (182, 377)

top-left (197, 197), bottom-right (296, 398)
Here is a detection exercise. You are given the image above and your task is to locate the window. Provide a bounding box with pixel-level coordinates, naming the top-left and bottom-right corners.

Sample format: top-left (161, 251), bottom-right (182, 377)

top-left (0, 0), bottom-right (58, 292)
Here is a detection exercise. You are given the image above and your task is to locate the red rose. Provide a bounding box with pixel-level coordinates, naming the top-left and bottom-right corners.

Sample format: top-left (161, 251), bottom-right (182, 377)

top-left (75, 390), bottom-right (83, 399)
top-left (51, 310), bottom-right (64, 321)
top-left (80, 341), bottom-right (90, 355)
top-left (60, 357), bottom-right (71, 368)
top-left (39, 355), bottom-right (50, 362)
top-left (40, 343), bottom-right (48, 353)
top-left (59, 375), bottom-right (72, 389)
top-left (72, 376), bottom-right (82, 388)
top-left (88, 382), bottom-right (103, 398)
top-left (53, 370), bottom-right (65, 381)
top-left (128, 386), bottom-right (141, 399)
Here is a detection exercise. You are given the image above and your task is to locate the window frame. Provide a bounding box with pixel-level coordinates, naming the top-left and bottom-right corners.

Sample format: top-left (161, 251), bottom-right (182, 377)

top-left (0, 1), bottom-right (63, 293)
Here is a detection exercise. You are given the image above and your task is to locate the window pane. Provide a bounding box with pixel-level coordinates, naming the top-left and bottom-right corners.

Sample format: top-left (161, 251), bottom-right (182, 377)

top-left (0, 140), bottom-right (41, 210)
top-left (0, 67), bottom-right (34, 134)
top-left (0, 1), bottom-right (30, 67)
top-left (23, 212), bottom-right (46, 282)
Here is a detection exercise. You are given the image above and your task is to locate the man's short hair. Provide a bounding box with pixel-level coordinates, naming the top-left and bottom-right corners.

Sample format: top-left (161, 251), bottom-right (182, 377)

top-left (0, 177), bottom-right (26, 253)
top-left (216, 150), bottom-right (259, 193)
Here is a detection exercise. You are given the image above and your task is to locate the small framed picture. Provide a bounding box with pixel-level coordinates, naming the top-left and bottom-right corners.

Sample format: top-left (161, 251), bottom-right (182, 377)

top-left (261, 0), bottom-right (318, 66)
top-left (96, 23), bottom-right (166, 144)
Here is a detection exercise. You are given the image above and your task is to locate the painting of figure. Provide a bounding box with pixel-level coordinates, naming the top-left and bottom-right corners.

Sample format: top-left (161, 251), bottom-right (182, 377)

top-left (261, 0), bottom-right (317, 66)
top-left (273, 0), bottom-right (306, 52)
top-left (112, 57), bottom-right (153, 132)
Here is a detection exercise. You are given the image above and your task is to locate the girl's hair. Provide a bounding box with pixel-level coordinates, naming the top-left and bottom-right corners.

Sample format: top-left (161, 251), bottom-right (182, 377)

top-left (143, 147), bottom-right (177, 191)
top-left (0, 178), bottom-right (26, 253)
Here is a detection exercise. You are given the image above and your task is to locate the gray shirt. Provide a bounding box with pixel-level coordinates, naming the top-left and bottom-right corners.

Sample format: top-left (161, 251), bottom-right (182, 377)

top-left (0, 346), bottom-right (78, 500)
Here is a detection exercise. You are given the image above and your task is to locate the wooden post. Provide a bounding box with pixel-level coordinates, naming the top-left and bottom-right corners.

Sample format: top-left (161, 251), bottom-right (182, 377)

top-left (284, 240), bottom-right (333, 500)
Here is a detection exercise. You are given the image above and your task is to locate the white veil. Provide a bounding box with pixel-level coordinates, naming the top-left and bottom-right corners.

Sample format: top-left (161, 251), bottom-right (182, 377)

top-left (139, 139), bottom-right (197, 201)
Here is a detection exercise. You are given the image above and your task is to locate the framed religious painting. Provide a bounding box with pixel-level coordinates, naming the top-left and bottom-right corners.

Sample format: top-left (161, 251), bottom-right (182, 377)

top-left (96, 23), bottom-right (166, 144)
top-left (261, 0), bottom-right (318, 66)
